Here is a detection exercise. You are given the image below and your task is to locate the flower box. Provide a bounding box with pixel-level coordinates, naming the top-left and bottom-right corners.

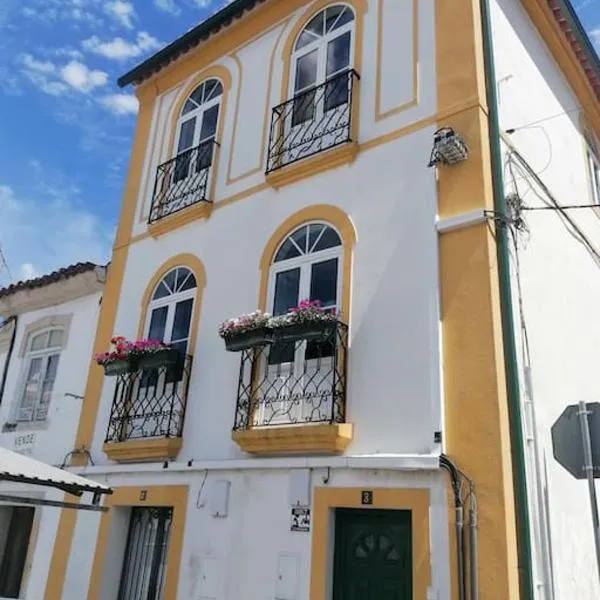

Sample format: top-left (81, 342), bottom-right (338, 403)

top-left (103, 358), bottom-right (135, 376)
top-left (224, 328), bottom-right (273, 352)
top-left (274, 320), bottom-right (337, 343)
top-left (137, 347), bottom-right (180, 369)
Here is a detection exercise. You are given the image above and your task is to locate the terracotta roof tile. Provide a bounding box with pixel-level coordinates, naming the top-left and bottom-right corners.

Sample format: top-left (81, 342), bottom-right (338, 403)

top-left (0, 262), bottom-right (102, 300)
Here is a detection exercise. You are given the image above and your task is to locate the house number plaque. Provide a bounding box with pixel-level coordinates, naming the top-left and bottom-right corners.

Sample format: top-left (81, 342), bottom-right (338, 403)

top-left (361, 491), bottom-right (373, 505)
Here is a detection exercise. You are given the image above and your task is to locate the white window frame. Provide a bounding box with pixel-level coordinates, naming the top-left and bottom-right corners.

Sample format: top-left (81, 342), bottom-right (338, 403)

top-left (290, 5), bottom-right (356, 100)
top-left (15, 329), bottom-right (63, 424)
top-left (173, 79), bottom-right (223, 160)
top-left (145, 269), bottom-right (197, 354)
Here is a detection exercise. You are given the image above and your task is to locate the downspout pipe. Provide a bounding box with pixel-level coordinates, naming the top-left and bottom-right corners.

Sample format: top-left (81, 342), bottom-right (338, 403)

top-left (440, 455), bottom-right (467, 600)
top-left (0, 315), bottom-right (18, 406)
top-left (479, 1), bottom-right (535, 599)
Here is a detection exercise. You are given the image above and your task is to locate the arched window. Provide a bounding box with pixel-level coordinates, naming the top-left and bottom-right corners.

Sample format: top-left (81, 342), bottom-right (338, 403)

top-left (269, 222), bottom-right (343, 316)
top-left (146, 267), bottom-right (197, 357)
top-left (291, 5), bottom-right (355, 125)
top-left (173, 78), bottom-right (223, 182)
top-left (17, 328), bottom-right (64, 422)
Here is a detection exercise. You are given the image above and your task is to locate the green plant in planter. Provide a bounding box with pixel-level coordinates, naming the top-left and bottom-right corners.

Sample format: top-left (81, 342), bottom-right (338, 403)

top-left (94, 336), bottom-right (178, 375)
top-left (270, 299), bottom-right (338, 342)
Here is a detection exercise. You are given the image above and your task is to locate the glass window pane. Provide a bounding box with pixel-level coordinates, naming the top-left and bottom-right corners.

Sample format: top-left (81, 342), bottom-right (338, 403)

top-left (182, 99), bottom-right (196, 115)
top-left (48, 330), bottom-right (63, 348)
top-left (171, 299), bottom-right (193, 343)
top-left (326, 31), bottom-right (351, 76)
top-left (326, 6), bottom-right (354, 32)
top-left (204, 79), bottom-right (223, 102)
top-left (200, 105), bottom-right (219, 142)
top-left (148, 306), bottom-right (168, 342)
top-left (292, 88), bottom-right (316, 127)
top-left (313, 226), bottom-right (342, 251)
top-left (274, 239), bottom-right (302, 262)
top-left (30, 332), bottom-right (48, 352)
top-left (26, 357), bottom-right (43, 382)
top-left (310, 258), bottom-right (338, 307)
top-left (273, 268), bottom-right (300, 315)
top-left (152, 281), bottom-right (170, 301)
top-left (190, 83), bottom-right (204, 106)
top-left (44, 354), bottom-right (60, 381)
top-left (179, 272), bottom-right (197, 291)
top-left (291, 225), bottom-right (309, 253)
top-left (177, 118), bottom-right (196, 153)
top-left (305, 11), bottom-right (324, 37)
top-left (308, 224), bottom-right (325, 251)
top-left (294, 50), bottom-right (318, 92)
top-left (295, 30), bottom-right (319, 50)
top-left (162, 270), bottom-right (177, 294)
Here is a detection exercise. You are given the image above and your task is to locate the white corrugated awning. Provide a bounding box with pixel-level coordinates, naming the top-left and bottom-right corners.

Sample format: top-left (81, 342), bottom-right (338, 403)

top-left (0, 446), bottom-right (112, 511)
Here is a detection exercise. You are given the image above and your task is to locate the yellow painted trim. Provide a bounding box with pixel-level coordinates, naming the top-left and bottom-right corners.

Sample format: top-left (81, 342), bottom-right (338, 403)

top-left (436, 1), bottom-right (520, 599)
top-left (103, 437), bottom-right (183, 462)
top-left (226, 22), bottom-right (290, 184)
top-left (137, 254), bottom-right (207, 358)
top-left (374, 0), bottom-right (419, 121)
top-left (258, 204), bottom-right (356, 322)
top-left (43, 495), bottom-right (81, 600)
top-left (310, 487), bottom-right (430, 600)
top-left (232, 423), bottom-right (353, 454)
top-left (148, 200), bottom-right (213, 237)
top-left (87, 485), bottom-right (188, 600)
top-left (266, 142), bottom-right (358, 189)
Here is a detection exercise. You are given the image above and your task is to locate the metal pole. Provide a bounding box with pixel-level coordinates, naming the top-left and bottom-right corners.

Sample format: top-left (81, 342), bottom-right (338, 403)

top-left (578, 401), bottom-right (600, 581)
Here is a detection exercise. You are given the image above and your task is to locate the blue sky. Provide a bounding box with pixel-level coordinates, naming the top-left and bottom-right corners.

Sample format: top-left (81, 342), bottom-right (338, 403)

top-left (0, 0), bottom-right (598, 286)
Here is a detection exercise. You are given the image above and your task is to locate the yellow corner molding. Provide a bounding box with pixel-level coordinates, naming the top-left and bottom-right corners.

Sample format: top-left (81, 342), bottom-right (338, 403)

top-left (266, 143), bottom-right (359, 190)
top-left (103, 437), bottom-right (183, 462)
top-left (232, 423), bottom-right (353, 454)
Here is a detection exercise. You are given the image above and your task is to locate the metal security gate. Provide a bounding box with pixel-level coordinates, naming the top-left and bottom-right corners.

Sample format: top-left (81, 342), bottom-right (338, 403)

top-left (117, 507), bottom-right (173, 600)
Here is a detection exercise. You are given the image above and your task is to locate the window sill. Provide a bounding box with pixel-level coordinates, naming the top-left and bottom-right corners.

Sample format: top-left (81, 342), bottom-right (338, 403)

top-left (148, 201), bottom-right (213, 238)
top-left (103, 438), bottom-right (183, 463)
top-left (266, 142), bottom-right (358, 190)
top-left (232, 423), bottom-right (353, 455)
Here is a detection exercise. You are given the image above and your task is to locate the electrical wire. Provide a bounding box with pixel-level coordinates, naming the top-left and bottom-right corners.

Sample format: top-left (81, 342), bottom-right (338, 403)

top-left (0, 245), bottom-right (12, 283)
top-left (505, 103), bottom-right (593, 134)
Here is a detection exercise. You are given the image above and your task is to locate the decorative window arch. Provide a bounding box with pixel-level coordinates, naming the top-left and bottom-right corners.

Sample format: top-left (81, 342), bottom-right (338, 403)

top-left (173, 78), bottom-right (223, 182)
top-left (138, 254), bottom-right (207, 360)
top-left (17, 327), bottom-right (65, 422)
top-left (145, 266), bottom-right (197, 357)
top-left (289, 4), bottom-right (356, 125)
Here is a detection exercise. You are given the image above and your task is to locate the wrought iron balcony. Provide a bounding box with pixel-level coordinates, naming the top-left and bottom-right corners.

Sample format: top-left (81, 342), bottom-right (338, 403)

top-left (148, 139), bottom-right (216, 224)
top-left (105, 355), bottom-right (192, 443)
top-left (233, 322), bottom-right (348, 430)
top-left (266, 70), bottom-right (360, 173)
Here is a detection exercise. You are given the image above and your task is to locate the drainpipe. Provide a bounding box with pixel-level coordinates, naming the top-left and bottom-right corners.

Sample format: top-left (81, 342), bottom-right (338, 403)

top-left (479, 0), bottom-right (535, 599)
top-left (0, 315), bottom-right (18, 406)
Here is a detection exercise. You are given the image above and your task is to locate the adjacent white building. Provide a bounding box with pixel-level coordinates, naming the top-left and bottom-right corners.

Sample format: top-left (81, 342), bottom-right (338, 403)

top-left (0, 262), bottom-right (106, 599)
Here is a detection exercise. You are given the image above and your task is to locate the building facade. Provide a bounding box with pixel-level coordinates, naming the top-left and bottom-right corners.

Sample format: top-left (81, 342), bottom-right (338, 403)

top-left (0, 262), bottom-right (106, 599)
top-left (24, 1), bottom-right (600, 600)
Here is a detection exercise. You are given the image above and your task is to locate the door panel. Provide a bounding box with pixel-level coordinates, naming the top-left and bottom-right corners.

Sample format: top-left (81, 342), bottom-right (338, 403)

top-left (333, 509), bottom-right (412, 600)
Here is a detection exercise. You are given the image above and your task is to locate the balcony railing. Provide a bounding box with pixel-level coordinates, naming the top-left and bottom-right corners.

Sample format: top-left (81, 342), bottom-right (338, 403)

top-left (266, 70), bottom-right (359, 174)
top-left (233, 322), bottom-right (348, 430)
top-left (148, 139), bottom-right (216, 224)
top-left (105, 355), bottom-right (192, 443)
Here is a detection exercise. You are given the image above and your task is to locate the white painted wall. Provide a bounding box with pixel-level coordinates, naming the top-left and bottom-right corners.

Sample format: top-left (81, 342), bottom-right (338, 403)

top-left (491, 0), bottom-right (600, 597)
top-left (0, 289), bottom-right (102, 599)
top-left (61, 466), bottom-right (451, 600)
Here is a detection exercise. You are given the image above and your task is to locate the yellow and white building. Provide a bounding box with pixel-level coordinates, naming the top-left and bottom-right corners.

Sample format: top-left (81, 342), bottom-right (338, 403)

top-left (13, 0), bottom-right (600, 599)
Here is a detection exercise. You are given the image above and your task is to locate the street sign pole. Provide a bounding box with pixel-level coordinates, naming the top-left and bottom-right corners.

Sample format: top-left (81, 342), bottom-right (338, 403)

top-left (578, 401), bottom-right (600, 581)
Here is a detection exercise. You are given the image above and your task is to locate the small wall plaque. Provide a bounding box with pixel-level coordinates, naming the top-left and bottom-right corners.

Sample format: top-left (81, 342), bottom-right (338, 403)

top-left (139, 490), bottom-right (147, 501)
top-left (361, 490), bottom-right (373, 505)
top-left (291, 507), bottom-right (310, 532)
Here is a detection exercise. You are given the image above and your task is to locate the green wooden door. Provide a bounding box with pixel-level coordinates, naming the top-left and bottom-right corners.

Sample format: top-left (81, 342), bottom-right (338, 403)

top-left (333, 508), bottom-right (412, 600)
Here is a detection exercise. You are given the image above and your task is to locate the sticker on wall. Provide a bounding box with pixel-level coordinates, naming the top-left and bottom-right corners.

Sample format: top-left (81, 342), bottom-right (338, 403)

top-left (13, 433), bottom-right (36, 456)
top-left (290, 506), bottom-right (310, 532)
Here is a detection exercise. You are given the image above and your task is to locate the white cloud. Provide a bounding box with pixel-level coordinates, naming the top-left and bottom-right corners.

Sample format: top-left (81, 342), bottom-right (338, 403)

top-left (20, 55), bottom-right (108, 95)
top-left (104, 1), bottom-right (135, 29)
top-left (82, 32), bottom-right (162, 61)
top-left (100, 93), bottom-right (139, 115)
top-left (0, 183), bottom-right (112, 287)
top-left (154, 0), bottom-right (181, 15)
top-left (591, 28), bottom-right (600, 51)
top-left (60, 60), bottom-right (108, 92)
